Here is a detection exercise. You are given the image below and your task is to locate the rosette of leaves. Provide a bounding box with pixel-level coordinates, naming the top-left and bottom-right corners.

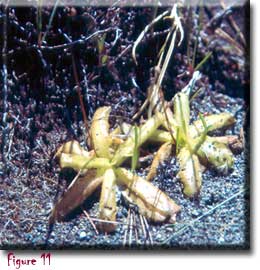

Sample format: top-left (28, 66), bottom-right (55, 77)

top-left (50, 107), bottom-right (180, 233)
top-left (145, 90), bottom-right (242, 197)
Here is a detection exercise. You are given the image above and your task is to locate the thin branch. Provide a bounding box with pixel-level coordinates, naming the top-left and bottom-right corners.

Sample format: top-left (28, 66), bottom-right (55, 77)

top-left (41, 27), bottom-right (117, 51)
top-left (220, 0), bottom-right (246, 46)
top-left (6, 27), bottom-right (117, 56)
top-left (215, 28), bottom-right (244, 56)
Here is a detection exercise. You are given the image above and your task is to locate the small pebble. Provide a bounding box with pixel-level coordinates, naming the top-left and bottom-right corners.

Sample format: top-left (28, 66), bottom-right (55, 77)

top-left (79, 231), bottom-right (87, 240)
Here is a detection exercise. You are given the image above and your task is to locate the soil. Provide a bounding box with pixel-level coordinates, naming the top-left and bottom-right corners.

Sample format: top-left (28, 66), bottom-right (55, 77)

top-left (0, 2), bottom-right (250, 249)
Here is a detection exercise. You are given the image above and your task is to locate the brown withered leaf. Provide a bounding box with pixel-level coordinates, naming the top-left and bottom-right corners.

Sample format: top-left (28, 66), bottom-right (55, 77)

top-left (49, 169), bottom-right (103, 224)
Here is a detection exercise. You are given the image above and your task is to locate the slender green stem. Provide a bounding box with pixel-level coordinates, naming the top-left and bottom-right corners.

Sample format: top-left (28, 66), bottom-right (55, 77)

top-left (131, 125), bottom-right (140, 172)
top-left (194, 52), bottom-right (212, 71)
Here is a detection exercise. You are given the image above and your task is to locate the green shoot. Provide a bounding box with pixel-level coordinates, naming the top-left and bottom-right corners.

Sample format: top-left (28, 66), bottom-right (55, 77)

top-left (194, 51), bottom-right (212, 71)
top-left (101, 55), bottom-right (108, 65)
top-left (97, 34), bottom-right (109, 65)
top-left (189, 87), bottom-right (203, 103)
top-left (176, 127), bottom-right (180, 155)
top-left (131, 125), bottom-right (139, 172)
top-left (97, 33), bottom-right (106, 54)
top-left (191, 113), bottom-right (209, 154)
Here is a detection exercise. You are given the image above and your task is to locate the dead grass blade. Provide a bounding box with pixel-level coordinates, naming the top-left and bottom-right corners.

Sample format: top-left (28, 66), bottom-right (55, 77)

top-left (81, 208), bottom-right (99, 235)
top-left (148, 4), bottom-right (184, 117)
top-left (132, 10), bottom-right (169, 65)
